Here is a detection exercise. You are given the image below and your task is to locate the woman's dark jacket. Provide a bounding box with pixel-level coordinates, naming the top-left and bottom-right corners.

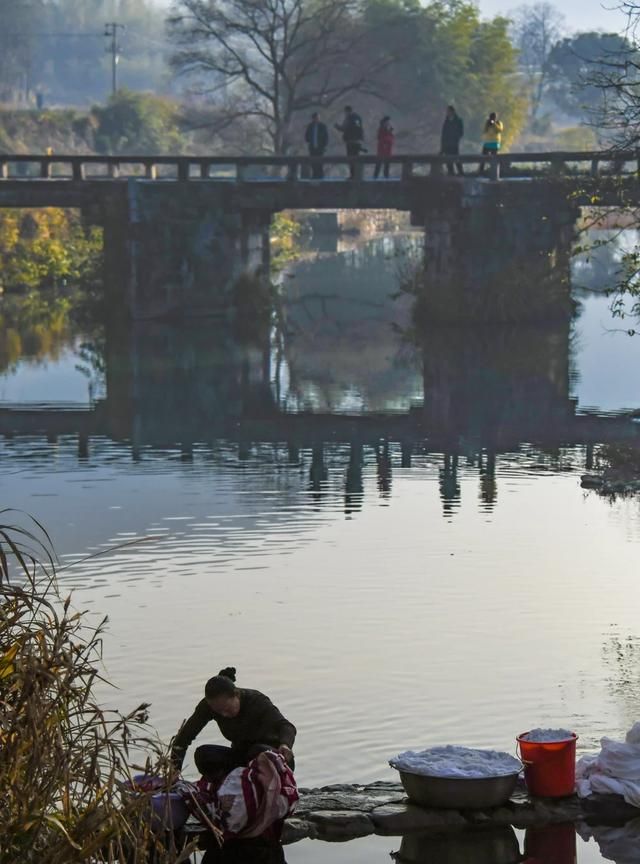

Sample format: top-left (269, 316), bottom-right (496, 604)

top-left (171, 688), bottom-right (296, 768)
top-left (441, 114), bottom-right (464, 152)
top-left (305, 120), bottom-right (329, 153)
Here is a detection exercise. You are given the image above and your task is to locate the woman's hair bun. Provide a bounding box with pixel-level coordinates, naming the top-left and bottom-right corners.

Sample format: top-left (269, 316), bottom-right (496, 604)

top-left (218, 666), bottom-right (237, 682)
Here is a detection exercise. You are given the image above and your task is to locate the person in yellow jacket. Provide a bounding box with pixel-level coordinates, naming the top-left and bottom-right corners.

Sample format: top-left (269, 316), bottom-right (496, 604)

top-left (479, 112), bottom-right (503, 174)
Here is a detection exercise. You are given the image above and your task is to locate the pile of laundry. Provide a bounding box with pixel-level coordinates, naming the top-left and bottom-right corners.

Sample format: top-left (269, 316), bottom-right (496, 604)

top-left (577, 722), bottom-right (640, 807)
top-left (146, 750), bottom-right (298, 842)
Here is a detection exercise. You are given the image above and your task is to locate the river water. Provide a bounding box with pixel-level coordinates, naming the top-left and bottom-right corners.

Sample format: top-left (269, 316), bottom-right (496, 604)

top-left (2, 228), bottom-right (640, 864)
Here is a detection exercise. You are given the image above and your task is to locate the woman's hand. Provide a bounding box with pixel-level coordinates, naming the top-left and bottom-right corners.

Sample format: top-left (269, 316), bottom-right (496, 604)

top-left (278, 744), bottom-right (294, 765)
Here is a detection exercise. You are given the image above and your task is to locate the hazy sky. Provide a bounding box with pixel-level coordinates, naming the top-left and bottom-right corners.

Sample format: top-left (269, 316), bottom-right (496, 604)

top-left (480, 0), bottom-right (629, 33)
top-left (152, 0), bottom-right (631, 35)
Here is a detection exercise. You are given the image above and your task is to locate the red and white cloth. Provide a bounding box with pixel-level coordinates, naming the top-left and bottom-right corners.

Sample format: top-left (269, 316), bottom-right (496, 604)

top-left (178, 750), bottom-right (298, 840)
top-left (223, 750), bottom-right (298, 839)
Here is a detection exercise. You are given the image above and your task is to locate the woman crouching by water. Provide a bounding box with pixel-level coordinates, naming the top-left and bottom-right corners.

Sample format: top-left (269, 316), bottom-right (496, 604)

top-left (170, 667), bottom-right (296, 779)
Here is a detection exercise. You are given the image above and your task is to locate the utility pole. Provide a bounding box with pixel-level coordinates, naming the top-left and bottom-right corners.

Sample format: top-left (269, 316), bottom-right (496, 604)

top-left (104, 22), bottom-right (125, 97)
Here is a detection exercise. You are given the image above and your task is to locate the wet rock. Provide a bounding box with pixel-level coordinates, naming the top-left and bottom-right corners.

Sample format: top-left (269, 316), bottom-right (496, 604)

top-left (462, 810), bottom-right (492, 825)
top-left (543, 797), bottom-right (584, 823)
top-left (307, 810), bottom-right (374, 839)
top-left (581, 474), bottom-right (604, 489)
top-left (371, 802), bottom-right (468, 834)
top-left (296, 784), bottom-right (405, 816)
top-left (485, 807), bottom-right (514, 826)
top-left (582, 793), bottom-right (640, 826)
top-left (509, 806), bottom-right (543, 828)
top-left (282, 818), bottom-right (316, 844)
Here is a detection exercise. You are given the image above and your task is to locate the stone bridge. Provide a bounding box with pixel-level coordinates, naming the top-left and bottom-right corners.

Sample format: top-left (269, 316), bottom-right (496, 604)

top-left (0, 151), bottom-right (637, 319)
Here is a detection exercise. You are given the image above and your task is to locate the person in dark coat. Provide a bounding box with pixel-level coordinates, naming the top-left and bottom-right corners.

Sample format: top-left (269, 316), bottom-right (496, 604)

top-left (305, 112), bottom-right (329, 179)
top-left (374, 116), bottom-right (394, 179)
top-left (440, 105), bottom-right (464, 176)
top-left (334, 105), bottom-right (364, 178)
top-left (170, 667), bottom-right (296, 779)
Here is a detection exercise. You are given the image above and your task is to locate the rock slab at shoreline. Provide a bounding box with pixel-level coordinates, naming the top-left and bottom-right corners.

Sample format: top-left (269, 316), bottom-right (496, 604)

top-left (281, 780), bottom-right (640, 844)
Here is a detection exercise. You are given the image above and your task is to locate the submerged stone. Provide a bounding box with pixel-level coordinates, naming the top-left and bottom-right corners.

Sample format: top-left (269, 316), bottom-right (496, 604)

top-left (281, 818), bottom-right (317, 844)
top-left (296, 786), bottom-right (405, 815)
top-left (370, 802), bottom-right (468, 834)
top-left (307, 810), bottom-right (374, 839)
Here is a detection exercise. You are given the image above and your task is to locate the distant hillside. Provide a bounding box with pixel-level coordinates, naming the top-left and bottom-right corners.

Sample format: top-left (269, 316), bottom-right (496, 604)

top-left (0, 109), bottom-right (97, 154)
top-left (0, 92), bottom-right (186, 156)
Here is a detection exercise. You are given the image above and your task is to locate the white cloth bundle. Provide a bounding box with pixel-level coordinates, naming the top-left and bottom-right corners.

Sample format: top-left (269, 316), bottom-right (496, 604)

top-left (576, 723), bottom-right (640, 807)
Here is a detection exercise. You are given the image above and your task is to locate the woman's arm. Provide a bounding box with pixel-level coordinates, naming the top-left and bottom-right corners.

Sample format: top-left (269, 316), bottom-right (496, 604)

top-left (250, 691), bottom-right (297, 748)
top-left (170, 699), bottom-right (212, 768)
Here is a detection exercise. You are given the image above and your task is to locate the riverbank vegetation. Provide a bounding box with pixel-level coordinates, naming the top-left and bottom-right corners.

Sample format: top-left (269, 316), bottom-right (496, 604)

top-left (0, 208), bottom-right (103, 374)
top-left (0, 91), bottom-right (183, 156)
top-left (0, 515), bottom-right (185, 863)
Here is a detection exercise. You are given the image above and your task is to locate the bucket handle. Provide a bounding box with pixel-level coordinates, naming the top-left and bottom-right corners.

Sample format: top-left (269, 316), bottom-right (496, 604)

top-left (516, 741), bottom-right (533, 767)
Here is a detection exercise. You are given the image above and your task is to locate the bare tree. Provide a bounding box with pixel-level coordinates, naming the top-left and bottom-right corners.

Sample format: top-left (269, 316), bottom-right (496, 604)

top-left (581, 3), bottom-right (640, 147)
top-left (575, 2), bottom-right (640, 324)
top-left (511, 2), bottom-right (565, 124)
top-left (168, 0), bottom-right (395, 154)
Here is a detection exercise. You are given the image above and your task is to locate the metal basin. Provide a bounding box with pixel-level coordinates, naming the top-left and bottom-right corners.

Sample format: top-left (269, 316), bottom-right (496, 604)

top-left (398, 770), bottom-right (519, 810)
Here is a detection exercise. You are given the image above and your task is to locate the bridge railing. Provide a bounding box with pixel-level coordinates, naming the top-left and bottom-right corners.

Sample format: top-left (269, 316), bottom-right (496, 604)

top-left (0, 151), bottom-right (638, 182)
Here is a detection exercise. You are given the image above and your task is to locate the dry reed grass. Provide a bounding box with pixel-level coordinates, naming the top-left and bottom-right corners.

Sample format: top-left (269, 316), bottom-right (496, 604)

top-left (0, 510), bottom-right (195, 863)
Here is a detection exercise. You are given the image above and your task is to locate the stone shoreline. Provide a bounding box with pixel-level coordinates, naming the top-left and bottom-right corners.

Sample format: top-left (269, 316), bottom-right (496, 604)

top-left (281, 780), bottom-right (640, 843)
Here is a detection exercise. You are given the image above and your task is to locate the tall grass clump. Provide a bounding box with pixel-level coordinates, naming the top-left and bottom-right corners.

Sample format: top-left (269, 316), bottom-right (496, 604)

top-left (0, 511), bottom-right (192, 864)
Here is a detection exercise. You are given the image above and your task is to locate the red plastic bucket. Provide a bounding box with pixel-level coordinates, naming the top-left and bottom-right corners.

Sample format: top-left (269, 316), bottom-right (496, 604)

top-left (517, 732), bottom-right (578, 798)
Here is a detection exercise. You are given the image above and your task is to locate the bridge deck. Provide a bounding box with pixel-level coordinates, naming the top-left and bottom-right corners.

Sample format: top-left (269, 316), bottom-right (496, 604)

top-left (0, 175), bottom-right (635, 214)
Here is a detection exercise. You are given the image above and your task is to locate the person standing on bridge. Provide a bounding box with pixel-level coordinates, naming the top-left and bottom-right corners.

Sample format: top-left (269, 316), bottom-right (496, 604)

top-left (479, 111), bottom-right (503, 175)
top-left (440, 106), bottom-right (464, 176)
top-left (305, 112), bottom-right (329, 179)
top-left (374, 116), bottom-right (394, 179)
top-left (335, 105), bottom-right (364, 179)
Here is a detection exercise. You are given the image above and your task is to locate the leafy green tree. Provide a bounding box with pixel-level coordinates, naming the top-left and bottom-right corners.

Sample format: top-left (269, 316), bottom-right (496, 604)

top-left (0, 208), bottom-right (103, 373)
top-left (354, 0), bottom-right (526, 150)
top-left (547, 32), bottom-right (634, 119)
top-left (93, 89), bottom-right (183, 154)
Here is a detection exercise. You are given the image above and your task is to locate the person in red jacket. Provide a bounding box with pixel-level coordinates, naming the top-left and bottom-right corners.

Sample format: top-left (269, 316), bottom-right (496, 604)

top-left (374, 116), bottom-right (394, 179)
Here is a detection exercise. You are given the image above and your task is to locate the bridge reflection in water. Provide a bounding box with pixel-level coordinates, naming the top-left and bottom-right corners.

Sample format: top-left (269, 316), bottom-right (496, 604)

top-left (0, 308), bottom-right (637, 519)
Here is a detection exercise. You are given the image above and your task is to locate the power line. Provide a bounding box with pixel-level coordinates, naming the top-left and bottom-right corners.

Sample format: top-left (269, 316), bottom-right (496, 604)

top-left (124, 26), bottom-right (174, 52)
top-left (0, 32), bottom-right (104, 39)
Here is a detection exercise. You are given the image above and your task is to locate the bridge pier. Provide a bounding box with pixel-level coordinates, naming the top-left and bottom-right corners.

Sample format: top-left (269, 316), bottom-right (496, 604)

top-left (102, 182), bottom-right (271, 320)
top-left (412, 180), bottom-right (579, 324)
